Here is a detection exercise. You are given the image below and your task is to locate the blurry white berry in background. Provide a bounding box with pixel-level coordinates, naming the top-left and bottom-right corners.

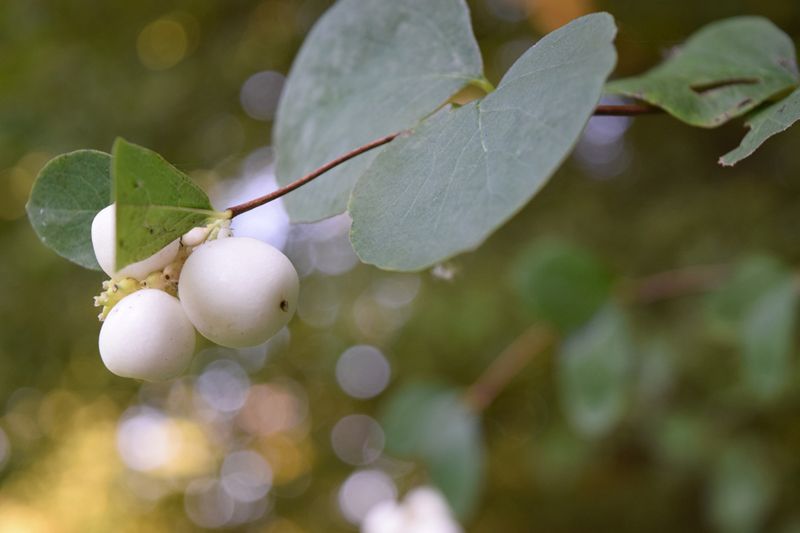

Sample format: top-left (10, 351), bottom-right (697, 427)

top-left (92, 203), bottom-right (180, 280)
top-left (361, 486), bottom-right (463, 533)
top-left (179, 237), bottom-right (300, 348)
top-left (99, 289), bottom-right (196, 382)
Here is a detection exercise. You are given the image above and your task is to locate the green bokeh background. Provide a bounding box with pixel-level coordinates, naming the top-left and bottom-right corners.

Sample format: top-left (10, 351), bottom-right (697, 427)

top-left (3, 0), bottom-right (800, 531)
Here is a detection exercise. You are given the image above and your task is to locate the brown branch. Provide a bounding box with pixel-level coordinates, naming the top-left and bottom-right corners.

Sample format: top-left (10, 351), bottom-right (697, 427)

top-left (464, 323), bottom-right (557, 412)
top-left (623, 264), bottom-right (732, 304)
top-left (226, 105), bottom-right (662, 218)
top-left (227, 132), bottom-right (401, 218)
top-left (594, 104), bottom-right (663, 116)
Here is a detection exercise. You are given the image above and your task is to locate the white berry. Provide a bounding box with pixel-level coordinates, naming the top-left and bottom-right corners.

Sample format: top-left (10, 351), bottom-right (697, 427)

top-left (99, 289), bottom-right (196, 382)
top-left (178, 236), bottom-right (299, 348)
top-left (92, 203), bottom-right (180, 280)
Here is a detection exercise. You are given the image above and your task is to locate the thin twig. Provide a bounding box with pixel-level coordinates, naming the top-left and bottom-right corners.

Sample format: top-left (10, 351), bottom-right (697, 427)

top-left (594, 104), bottom-right (663, 116)
top-left (624, 264), bottom-right (732, 304)
top-left (226, 104), bottom-right (663, 217)
top-left (464, 323), bottom-right (557, 412)
top-left (227, 132), bottom-right (401, 218)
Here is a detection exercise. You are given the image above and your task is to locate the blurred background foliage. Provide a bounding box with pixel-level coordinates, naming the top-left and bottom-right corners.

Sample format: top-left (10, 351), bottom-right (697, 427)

top-left (3, 0), bottom-right (800, 531)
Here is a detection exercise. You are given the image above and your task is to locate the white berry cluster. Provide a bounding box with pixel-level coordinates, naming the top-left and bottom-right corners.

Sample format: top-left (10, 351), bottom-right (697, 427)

top-left (91, 204), bottom-right (299, 382)
top-left (361, 487), bottom-right (463, 533)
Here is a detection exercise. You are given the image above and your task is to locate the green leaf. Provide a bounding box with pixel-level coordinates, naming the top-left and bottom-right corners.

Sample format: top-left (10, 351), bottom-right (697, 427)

top-left (349, 13), bottom-right (617, 271)
top-left (704, 255), bottom-right (790, 339)
top-left (380, 381), bottom-right (484, 518)
top-left (606, 16), bottom-right (800, 127)
top-left (720, 86), bottom-right (800, 165)
top-left (740, 278), bottom-right (797, 399)
top-left (512, 239), bottom-right (613, 331)
top-left (112, 138), bottom-right (216, 270)
top-left (558, 303), bottom-right (632, 438)
top-left (274, 0), bottom-right (485, 223)
top-left (709, 445), bottom-right (776, 533)
top-left (26, 150), bottom-right (112, 270)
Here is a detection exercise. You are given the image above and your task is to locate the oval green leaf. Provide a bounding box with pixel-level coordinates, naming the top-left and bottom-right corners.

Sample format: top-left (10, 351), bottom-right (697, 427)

top-left (349, 13), bottom-right (618, 271)
top-left (274, 0), bottom-right (486, 223)
top-left (607, 16), bottom-right (800, 127)
top-left (740, 278), bottom-right (797, 399)
top-left (558, 303), bottom-right (632, 438)
top-left (112, 138), bottom-right (216, 270)
top-left (513, 239), bottom-right (613, 331)
top-left (26, 150), bottom-right (112, 270)
top-left (380, 381), bottom-right (484, 518)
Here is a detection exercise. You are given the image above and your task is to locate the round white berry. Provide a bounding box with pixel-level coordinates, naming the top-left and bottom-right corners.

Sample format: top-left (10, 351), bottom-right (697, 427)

top-left (178, 237), bottom-right (299, 348)
top-left (92, 203), bottom-right (180, 280)
top-left (99, 289), bottom-right (196, 382)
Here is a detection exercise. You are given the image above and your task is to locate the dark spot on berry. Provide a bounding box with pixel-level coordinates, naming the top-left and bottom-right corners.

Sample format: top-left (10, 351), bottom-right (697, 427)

top-left (280, 300), bottom-right (289, 312)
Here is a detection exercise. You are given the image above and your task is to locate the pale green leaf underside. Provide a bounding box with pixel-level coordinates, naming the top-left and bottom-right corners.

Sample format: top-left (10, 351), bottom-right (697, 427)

top-left (273, 0), bottom-right (485, 223)
top-left (380, 382), bottom-right (484, 518)
top-left (607, 16), bottom-right (800, 127)
top-left (349, 13), bottom-right (617, 271)
top-left (26, 150), bottom-right (112, 270)
top-left (720, 86), bottom-right (800, 165)
top-left (559, 304), bottom-right (632, 438)
top-left (112, 138), bottom-right (214, 270)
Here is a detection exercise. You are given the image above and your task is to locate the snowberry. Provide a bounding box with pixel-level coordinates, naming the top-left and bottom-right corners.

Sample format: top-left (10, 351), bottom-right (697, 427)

top-left (99, 289), bottom-right (196, 382)
top-left (178, 236), bottom-right (299, 348)
top-left (92, 203), bottom-right (180, 280)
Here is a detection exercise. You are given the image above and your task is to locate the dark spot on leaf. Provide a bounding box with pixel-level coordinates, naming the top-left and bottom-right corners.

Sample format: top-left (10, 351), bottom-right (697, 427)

top-left (736, 98), bottom-right (754, 110)
top-left (690, 78), bottom-right (761, 96)
top-left (280, 300), bottom-right (289, 312)
top-left (148, 228), bottom-right (154, 234)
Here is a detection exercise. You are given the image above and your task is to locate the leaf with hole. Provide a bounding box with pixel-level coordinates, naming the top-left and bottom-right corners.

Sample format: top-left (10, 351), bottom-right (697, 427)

top-left (607, 16), bottom-right (799, 127)
top-left (380, 381), bottom-right (484, 518)
top-left (112, 138), bottom-right (216, 270)
top-left (274, 0), bottom-right (486, 224)
top-left (720, 86), bottom-right (800, 165)
top-left (349, 13), bottom-right (617, 271)
top-left (26, 150), bottom-right (112, 270)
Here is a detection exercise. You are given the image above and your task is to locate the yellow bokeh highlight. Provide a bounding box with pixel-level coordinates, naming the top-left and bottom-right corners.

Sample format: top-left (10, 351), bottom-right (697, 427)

top-left (137, 18), bottom-right (188, 71)
top-left (526, 0), bottom-right (594, 33)
top-left (0, 151), bottom-right (52, 221)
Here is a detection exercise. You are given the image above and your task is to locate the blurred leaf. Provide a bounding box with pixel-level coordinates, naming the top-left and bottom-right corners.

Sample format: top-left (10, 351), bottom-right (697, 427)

top-left (26, 150), bottom-right (111, 270)
top-left (274, 0), bottom-right (485, 223)
top-left (704, 255), bottom-right (790, 338)
top-left (512, 239), bottom-right (613, 331)
top-left (740, 278), bottom-right (797, 399)
top-left (720, 87), bottom-right (800, 165)
top-left (112, 138), bottom-right (215, 270)
top-left (532, 427), bottom-right (590, 492)
top-left (654, 413), bottom-right (713, 467)
top-left (381, 381), bottom-right (484, 517)
top-left (558, 303), bottom-right (632, 438)
top-left (607, 17), bottom-right (800, 127)
top-left (350, 13), bottom-right (618, 271)
top-left (709, 445), bottom-right (776, 533)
